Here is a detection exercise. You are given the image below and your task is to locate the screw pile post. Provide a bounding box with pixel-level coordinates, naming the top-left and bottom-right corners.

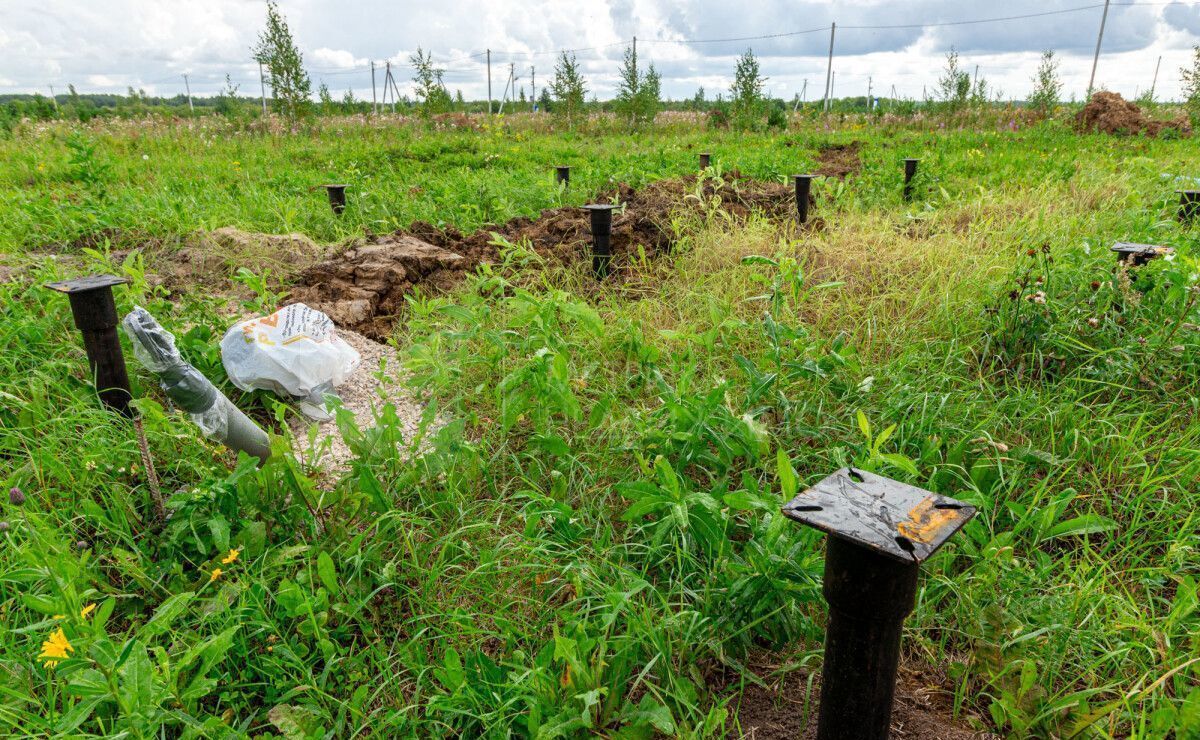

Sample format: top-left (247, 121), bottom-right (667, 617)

top-left (46, 275), bottom-right (134, 417)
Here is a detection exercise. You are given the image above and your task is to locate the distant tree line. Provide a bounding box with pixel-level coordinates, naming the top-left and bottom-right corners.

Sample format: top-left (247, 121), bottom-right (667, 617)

top-left (5, 0), bottom-right (1199, 135)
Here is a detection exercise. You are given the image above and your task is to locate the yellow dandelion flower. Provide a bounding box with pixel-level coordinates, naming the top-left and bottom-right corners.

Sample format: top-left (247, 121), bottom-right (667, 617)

top-left (38, 628), bottom-right (72, 668)
top-left (209, 568), bottom-right (222, 583)
top-left (80, 603), bottom-right (97, 619)
top-left (220, 549), bottom-right (239, 565)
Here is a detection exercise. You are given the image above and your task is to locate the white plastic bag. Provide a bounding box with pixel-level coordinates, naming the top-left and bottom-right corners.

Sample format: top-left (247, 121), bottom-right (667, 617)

top-left (221, 304), bottom-right (360, 420)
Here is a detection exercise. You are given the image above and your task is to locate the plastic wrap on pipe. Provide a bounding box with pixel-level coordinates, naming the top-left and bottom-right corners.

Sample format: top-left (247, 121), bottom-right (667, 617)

top-left (121, 306), bottom-right (271, 463)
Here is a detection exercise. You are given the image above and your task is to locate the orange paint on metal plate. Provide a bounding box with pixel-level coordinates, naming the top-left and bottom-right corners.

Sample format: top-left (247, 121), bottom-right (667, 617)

top-left (896, 496), bottom-right (957, 544)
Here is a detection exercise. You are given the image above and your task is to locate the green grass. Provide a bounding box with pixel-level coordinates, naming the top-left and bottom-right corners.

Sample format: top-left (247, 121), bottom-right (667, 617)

top-left (1, 112), bottom-right (1198, 738)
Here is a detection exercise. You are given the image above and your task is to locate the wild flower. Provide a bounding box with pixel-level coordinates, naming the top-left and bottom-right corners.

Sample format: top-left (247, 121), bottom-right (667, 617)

top-left (9, 487), bottom-right (24, 506)
top-left (220, 549), bottom-right (240, 565)
top-left (209, 568), bottom-right (223, 583)
top-left (79, 603), bottom-right (96, 619)
top-left (38, 628), bottom-right (72, 668)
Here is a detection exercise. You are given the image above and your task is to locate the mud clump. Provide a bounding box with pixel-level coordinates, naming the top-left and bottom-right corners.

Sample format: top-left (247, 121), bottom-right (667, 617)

top-left (290, 236), bottom-right (465, 338)
top-left (814, 142), bottom-right (863, 179)
top-left (1074, 91), bottom-right (1191, 137)
top-left (293, 172), bottom-right (796, 336)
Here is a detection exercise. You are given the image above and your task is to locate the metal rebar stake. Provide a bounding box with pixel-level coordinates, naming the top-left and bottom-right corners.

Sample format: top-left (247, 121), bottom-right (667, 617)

top-left (46, 275), bottom-right (134, 417)
top-left (1178, 190), bottom-right (1199, 225)
top-left (793, 174), bottom-right (815, 224)
top-left (903, 159), bottom-right (920, 202)
top-left (582, 204), bottom-right (619, 279)
top-left (323, 184), bottom-right (349, 215)
top-left (556, 166), bottom-right (571, 188)
top-left (782, 467), bottom-right (976, 740)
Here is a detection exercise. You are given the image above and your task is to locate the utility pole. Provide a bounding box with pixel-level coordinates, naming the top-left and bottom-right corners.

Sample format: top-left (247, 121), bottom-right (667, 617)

top-left (183, 74), bottom-right (193, 113)
top-left (258, 62), bottom-right (268, 116)
top-left (823, 23), bottom-right (836, 112)
top-left (530, 65), bottom-right (536, 111)
top-left (867, 76), bottom-right (872, 110)
top-left (385, 61), bottom-right (395, 113)
top-left (1150, 55), bottom-right (1162, 101)
top-left (371, 61), bottom-right (377, 115)
top-left (487, 49), bottom-right (492, 114)
top-left (1087, 0), bottom-right (1111, 99)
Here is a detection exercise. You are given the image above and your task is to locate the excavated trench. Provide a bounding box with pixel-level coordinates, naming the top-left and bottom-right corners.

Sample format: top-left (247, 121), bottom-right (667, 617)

top-left (291, 171), bottom-right (804, 338)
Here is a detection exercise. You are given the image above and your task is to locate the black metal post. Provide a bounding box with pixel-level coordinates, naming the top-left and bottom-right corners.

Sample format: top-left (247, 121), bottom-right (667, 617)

top-left (903, 158), bottom-right (919, 202)
top-left (781, 468), bottom-right (976, 740)
top-left (556, 166), bottom-right (571, 188)
top-left (583, 204), bottom-right (618, 279)
top-left (46, 275), bottom-right (133, 417)
top-left (817, 536), bottom-right (918, 740)
top-left (699, 152), bottom-right (711, 170)
top-left (793, 174), bottom-right (814, 224)
top-left (324, 184), bottom-right (349, 215)
top-left (1178, 190), bottom-right (1199, 225)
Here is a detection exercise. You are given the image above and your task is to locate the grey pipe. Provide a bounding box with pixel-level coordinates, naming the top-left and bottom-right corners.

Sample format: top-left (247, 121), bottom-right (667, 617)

top-left (122, 307), bottom-right (271, 464)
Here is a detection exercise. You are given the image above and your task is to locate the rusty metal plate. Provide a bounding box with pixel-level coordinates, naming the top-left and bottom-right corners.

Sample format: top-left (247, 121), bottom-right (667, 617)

top-left (782, 468), bottom-right (976, 563)
top-left (1111, 242), bottom-right (1173, 258)
top-left (45, 275), bottom-right (129, 294)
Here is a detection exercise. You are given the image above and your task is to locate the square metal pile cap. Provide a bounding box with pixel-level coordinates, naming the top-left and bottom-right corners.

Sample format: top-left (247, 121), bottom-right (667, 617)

top-left (1110, 242), bottom-right (1173, 258)
top-left (45, 275), bottom-right (129, 294)
top-left (782, 467), bottom-right (976, 563)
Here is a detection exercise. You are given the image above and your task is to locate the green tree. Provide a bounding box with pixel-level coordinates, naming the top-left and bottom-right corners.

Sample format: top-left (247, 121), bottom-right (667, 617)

top-left (409, 48), bottom-right (453, 116)
top-left (252, 1), bottom-right (311, 126)
top-left (317, 82), bottom-right (335, 115)
top-left (538, 86), bottom-right (552, 113)
top-left (1028, 50), bottom-right (1062, 117)
top-left (550, 52), bottom-right (587, 126)
top-left (1181, 45), bottom-right (1200, 126)
top-left (730, 48), bottom-right (766, 129)
top-left (614, 44), bottom-right (659, 125)
top-left (936, 48), bottom-right (970, 111)
top-left (692, 86), bottom-right (706, 111)
top-left (215, 75), bottom-right (242, 117)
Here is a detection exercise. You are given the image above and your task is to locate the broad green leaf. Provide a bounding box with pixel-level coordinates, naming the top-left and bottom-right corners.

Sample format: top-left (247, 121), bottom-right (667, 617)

top-left (1045, 515), bottom-right (1118, 540)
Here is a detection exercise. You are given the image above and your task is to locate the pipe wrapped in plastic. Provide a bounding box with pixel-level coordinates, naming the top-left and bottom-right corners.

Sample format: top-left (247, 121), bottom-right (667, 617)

top-left (121, 306), bottom-right (271, 464)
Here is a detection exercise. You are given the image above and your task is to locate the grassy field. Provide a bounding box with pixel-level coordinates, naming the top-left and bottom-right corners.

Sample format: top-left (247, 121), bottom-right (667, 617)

top-left (1, 112), bottom-right (1198, 738)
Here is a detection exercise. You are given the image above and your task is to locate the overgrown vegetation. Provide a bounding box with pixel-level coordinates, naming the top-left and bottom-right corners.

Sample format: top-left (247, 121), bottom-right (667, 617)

top-left (0, 111), bottom-right (1198, 738)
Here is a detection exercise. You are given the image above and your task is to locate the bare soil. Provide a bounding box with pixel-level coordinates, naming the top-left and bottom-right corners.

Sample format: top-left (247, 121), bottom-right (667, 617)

top-left (1074, 91), bottom-right (1192, 137)
top-left (724, 660), bottom-right (996, 740)
top-left (814, 142), bottom-right (863, 179)
top-left (291, 172), bottom-right (800, 337)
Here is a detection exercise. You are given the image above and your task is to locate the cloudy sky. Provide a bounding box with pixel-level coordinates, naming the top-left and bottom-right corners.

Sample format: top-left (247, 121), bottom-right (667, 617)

top-left (2, 1), bottom-right (1199, 103)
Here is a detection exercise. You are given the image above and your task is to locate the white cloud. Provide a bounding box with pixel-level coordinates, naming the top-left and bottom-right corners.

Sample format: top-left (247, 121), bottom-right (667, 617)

top-left (0, 0), bottom-right (1197, 100)
top-left (312, 48), bottom-right (367, 70)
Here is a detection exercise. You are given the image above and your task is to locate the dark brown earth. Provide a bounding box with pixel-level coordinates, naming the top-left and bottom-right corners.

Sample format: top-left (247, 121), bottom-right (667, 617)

top-left (291, 172), bottom-right (802, 337)
top-left (1074, 91), bottom-right (1192, 137)
top-left (724, 661), bottom-right (997, 740)
top-left (814, 142), bottom-right (863, 179)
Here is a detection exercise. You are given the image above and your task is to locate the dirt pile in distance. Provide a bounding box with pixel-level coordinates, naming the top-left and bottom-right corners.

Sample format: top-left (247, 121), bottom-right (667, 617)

top-left (292, 172), bottom-right (798, 337)
top-left (814, 142), bottom-right (863, 178)
top-left (1074, 92), bottom-right (1191, 137)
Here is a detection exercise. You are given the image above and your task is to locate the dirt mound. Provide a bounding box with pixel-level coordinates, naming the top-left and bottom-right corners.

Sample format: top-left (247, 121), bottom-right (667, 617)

top-left (814, 142), bottom-right (862, 179)
top-left (1074, 92), bottom-right (1191, 137)
top-left (155, 227), bottom-right (324, 292)
top-left (292, 172), bottom-right (798, 336)
top-left (289, 236), bottom-right (465, 338)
